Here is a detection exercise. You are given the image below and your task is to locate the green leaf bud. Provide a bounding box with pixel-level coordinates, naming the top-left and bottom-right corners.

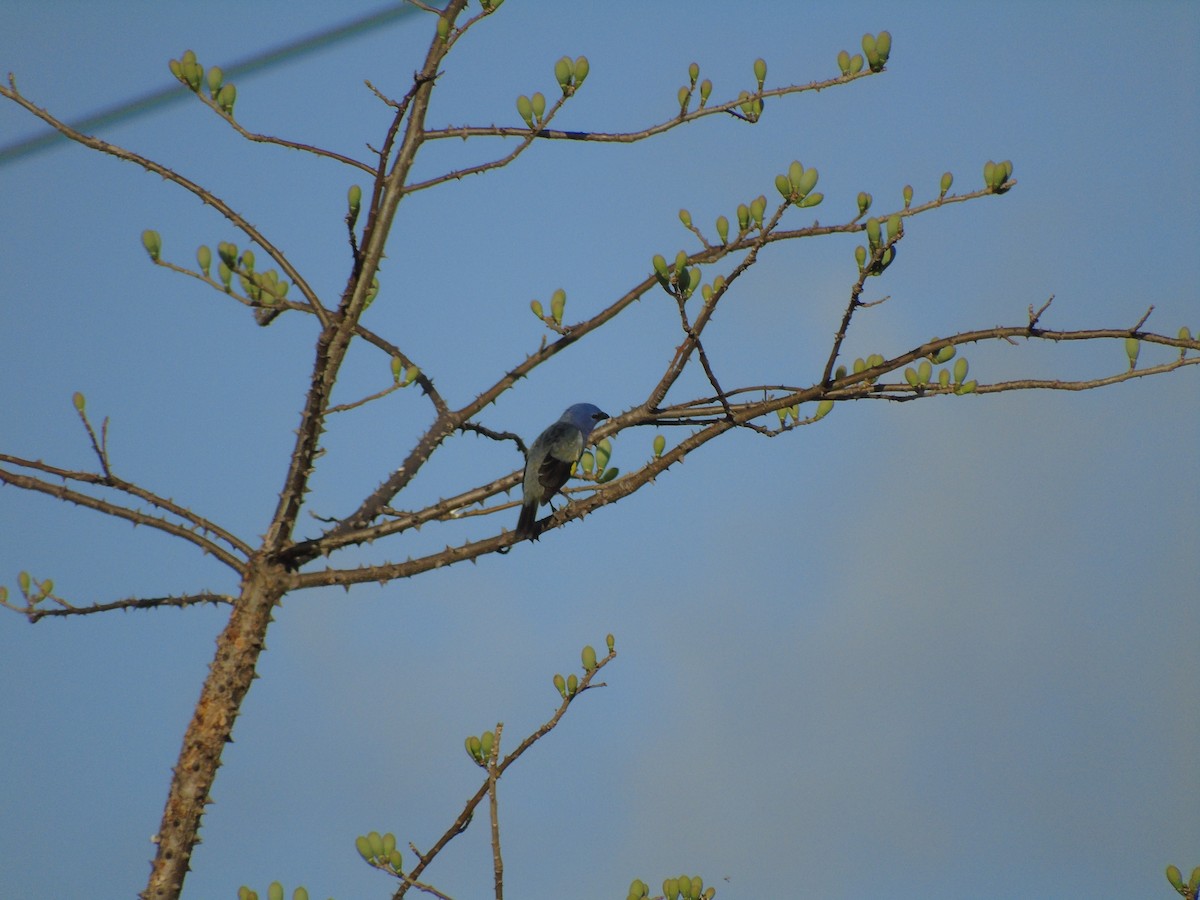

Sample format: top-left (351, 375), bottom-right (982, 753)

top-left (553, 673), bottom-right (567, 698)
top-left (599, 467), bottom-right (618, 483)
top-left (294, 887), bottom-right (309, 900)
top-left (1124, 336), bottom-right (1139, 368)
top-left (554, 57), bottom-right (572, 91)
top-left (653, 434), bottom-right (666, 457)
top-left (953, 357), bottom-right (969, 383)
top-left (932, 345), bottom-right (956, 364)
top-left (956, 379), bottom-right (978, 394)
top-left (404, 365), bottom-right (419, 386)
top-left (367, 831), bottom-right (384, 859)
top-left (516, 94), bottom-right (534, 128)
top-left (168, 59), bottom-right (182, 81)
top-left (1188, 866), bottom-right (1200, 892)
top-left (580, 450), bottom-right (595, 475)
top-left (573, 56), bottom-right (589, 86)
top-left (698, 78), bottom-right (712, 106)
top-left (531, 91), bottom-right (546, 120)
top-left (652, 254), bottom-right (669, 277)
top-left (917, 360), bottom-right (932, 384)
top-left (196, 245), bottom-right (212, 276)
top-left (786, 160), bottom-right (804, 190)
top-left (550, 287), bottom-right (566, 324)
top-left (218, 262), bottom-right (232, 291)
top-left (857, 191), bottom-right (872, 215)
top-left (850, 53), bottom-right (865, 73)
top-left (775, 174), bottom-right (792, 199)
top-left (268, 883), bottom-right (283, 900)
top-left (348, 184), bottom-right (362, 212)
top-left (749, 195), bottom-right (765, 228)
top-left (715, 215), bottom-right (729, 244)
top-left (902, 184), bottom-right (913, 208)
top-left (796, 166), bottom-right (819, 197)
top-left (852, 357), bottom-right (866, 374)
top-left (938, 368), bottom-right (951, 387)
top-left (1178, 326), bottom-right (1192, 342)
top-left (18, 571), bottom-right (31, 595)
top-left (837, 49), bottom-right (851, 76)
top-left (865, 217), bottom-right (881, 249)
top-left (436, 15), bottom-right (450, 41)
top-left (678, 208), bottom-right (692, 228)
top-left (141, 230), bottom-right (162, 261)
top-left (753, 57), bottom-right (767, 87)
top-left (664, 878), bottom-right (679, 899)
top-left (566, 673), bottom-right (578, 695)
top-left (39, 578), bottom-right (53, 596)
top-left (530, 299), bottom-right (544, 320)
top-left (862, 33), bottom-right (879, 70)
top-left (240, 249), bottom-right (255, 272)
top-left (465, 734), bottom-right (482, 762)
top-left (776, 408), bottom-right (788, 426)
top-left (216, 83), bottom-right (236, 115)
top-left (582, 644), bottom-right (597, 671)
top-left (381, 832), bottom-right (395, 857)
top-left (628, 880), bottom-right (647, 900)
top-left (876, 31), bottom-right (892, 62)
top-left (983, 160), bottom-right (997, 188)
top-left (677, 86), bottom-right (690, 111)
top-left (1166, 866), bottom-right (1184, 891)
top-left (690, 876), bottom-right (704, 898)
top-left (886, 214), bottom-right (902, 240)
top-left (736, 203), bottom-right (750, 231)
top-left (389, 357), bottom-right (403, 383)
top-left (815, 399), bottom-right (834, 419)
top-left (688, 62), bottom-right (700, 85)
top-left (595, 438), bottom-right (611, 470)
top-left (206, 66), bottom-right (223, 97)
top-left (73, 391), bottom-right (86, 412)
top-left (674, 250), bottom-right (688, 275)
top-left (904, 367), bottom-right (918, 386)
top-left (480, 730), bottom-right (495, 760)
top-left (939, 171), bottom-right (953, 198)
top-left (868, 353), bottom-right (885, 368)
top-left (798, 191), bottom-right (823, 208)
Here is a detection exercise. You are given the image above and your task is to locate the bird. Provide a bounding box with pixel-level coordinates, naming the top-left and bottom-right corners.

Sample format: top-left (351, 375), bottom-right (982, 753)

top-left (516, 403), bottom-right (609, 541)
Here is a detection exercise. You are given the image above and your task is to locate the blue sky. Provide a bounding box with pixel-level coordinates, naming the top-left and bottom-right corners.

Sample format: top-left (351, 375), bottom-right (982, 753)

top-left (1, 2), bottom-right (1197, 899)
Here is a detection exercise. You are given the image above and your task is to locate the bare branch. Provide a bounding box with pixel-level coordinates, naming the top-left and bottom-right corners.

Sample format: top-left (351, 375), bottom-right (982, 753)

top-left (0, 459), bottom-right (248, 572)
top-left (2, 591), bottom-right (233, 624)
top-left (393, 650), bottom-right (616, 900)
top-left (0, 78), bottom-right (332, 331)
top-left (424, 71), bottom-right (877, 144)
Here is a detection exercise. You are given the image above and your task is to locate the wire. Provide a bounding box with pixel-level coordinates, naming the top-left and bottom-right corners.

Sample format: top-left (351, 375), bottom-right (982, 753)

top-left (0, 3), bottom-right (426, 165)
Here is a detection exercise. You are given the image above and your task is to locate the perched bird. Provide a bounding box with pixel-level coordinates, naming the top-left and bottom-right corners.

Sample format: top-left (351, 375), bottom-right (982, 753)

top-left (516, 403), bottom-right (609, 541)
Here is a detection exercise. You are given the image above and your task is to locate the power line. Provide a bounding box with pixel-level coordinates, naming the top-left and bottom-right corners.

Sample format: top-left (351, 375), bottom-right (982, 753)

top-left (0, 3), bottom-right (425, 165)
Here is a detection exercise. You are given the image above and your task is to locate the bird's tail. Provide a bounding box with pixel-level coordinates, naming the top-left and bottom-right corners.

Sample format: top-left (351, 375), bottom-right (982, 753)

top-left (515, 500), bottom-right (538, 541)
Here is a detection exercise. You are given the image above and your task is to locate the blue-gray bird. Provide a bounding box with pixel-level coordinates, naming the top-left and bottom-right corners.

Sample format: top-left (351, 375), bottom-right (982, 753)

top-left (516, 403), bottom-right (609, 540)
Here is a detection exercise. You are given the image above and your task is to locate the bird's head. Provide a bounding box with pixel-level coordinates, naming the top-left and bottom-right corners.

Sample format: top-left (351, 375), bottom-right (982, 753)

top-left (561, 402), bottom-right (609, 437)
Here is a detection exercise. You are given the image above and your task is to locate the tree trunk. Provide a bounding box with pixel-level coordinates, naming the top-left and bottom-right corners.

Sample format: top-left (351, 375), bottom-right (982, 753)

top-left (141, 557), bottom-right (289, 899)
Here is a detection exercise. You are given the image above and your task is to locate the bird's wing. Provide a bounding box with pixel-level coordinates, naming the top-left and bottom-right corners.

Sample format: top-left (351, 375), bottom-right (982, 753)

top-left (536, 422), bottom-right (585, 501)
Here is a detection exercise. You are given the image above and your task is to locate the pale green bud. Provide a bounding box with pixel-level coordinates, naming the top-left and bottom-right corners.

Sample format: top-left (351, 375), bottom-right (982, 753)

top-left (141, 229), bottom-right (162, 261)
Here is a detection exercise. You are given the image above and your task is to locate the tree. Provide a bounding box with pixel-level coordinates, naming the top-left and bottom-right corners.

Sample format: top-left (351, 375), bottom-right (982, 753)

top-left (1, 4), bottom-right (1196, 899)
